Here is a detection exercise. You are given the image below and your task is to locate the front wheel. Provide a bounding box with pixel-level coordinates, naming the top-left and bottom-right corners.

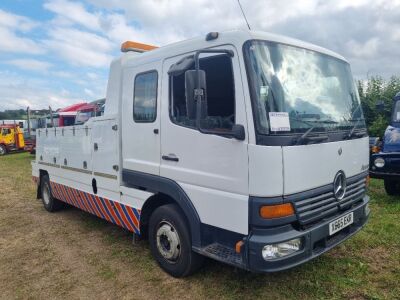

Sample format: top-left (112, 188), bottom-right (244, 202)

top-left (149, 204), bottom-right (204, 277)
top-left (384, 179), bottom-right (400, 195)
top-left (0, 145), bottom-right (7, 156)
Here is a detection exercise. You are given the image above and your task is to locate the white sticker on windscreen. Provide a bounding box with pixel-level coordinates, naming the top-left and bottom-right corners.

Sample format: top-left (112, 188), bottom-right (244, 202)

top-left (269, 112), bottom-right (291, 132)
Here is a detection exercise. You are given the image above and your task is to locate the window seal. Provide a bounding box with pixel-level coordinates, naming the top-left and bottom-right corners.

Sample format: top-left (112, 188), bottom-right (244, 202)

top-left (133, 69), bottom-right (158, 123)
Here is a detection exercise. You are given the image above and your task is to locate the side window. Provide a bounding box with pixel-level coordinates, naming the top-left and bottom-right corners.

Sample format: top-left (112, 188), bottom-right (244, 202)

top-left (170, 55), bottom-right (235, 131)
top-left (133, 71), bottom-right (158, 122)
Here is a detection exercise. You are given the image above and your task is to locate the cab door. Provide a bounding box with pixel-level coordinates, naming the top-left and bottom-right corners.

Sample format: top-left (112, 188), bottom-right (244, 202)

top-left (121, 63), bottom-right (161, 176)
top-left (160, 46), bottom-right (250, 234)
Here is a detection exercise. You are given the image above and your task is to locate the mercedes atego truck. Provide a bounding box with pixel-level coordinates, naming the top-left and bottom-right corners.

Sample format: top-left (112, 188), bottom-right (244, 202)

top-left (32, 30), bottom-right (370, 277)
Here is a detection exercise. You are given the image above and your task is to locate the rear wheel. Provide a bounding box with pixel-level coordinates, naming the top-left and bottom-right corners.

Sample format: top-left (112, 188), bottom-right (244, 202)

top-left (0, 145), bottom-right (7, 156)
top-left (149, 204), bottom-right (204, 277)
top-left (40, 175), bottom-right (64, 212)
top-left (384, 179), bottom-right (400, 195)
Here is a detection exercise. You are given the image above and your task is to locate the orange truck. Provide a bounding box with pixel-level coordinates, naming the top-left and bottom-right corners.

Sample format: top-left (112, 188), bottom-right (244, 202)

top-left (0, 124), bottom-right (25, 155)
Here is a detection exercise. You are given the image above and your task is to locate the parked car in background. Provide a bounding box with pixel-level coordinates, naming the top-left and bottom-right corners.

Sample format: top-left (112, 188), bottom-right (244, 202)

top-left (370, 92), bottom-right (400, 195)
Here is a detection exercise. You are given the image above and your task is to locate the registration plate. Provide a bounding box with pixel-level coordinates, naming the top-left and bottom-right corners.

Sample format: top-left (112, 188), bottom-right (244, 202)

top-left (329, 212), bottom-right (354, 235)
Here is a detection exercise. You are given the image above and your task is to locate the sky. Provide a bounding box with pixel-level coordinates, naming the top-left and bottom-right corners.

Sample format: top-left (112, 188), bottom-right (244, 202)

top-left (0, 0), bottom-right (399, 111)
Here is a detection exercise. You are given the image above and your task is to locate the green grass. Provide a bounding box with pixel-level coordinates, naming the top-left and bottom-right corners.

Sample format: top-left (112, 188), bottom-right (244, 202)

top-left (0, 152), bottom-right (399, 299)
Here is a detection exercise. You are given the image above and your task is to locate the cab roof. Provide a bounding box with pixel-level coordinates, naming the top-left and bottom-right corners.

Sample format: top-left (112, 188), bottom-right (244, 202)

top-left (119, 29), bottom-right (347, 68)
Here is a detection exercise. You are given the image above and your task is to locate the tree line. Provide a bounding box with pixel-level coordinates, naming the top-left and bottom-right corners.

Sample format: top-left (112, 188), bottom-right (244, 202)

top-left (358, 76), bottom-right (400, 137)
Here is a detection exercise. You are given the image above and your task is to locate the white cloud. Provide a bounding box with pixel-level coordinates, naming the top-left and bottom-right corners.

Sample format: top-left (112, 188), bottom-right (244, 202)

top-left (0, 71), bottom-right (81, 110)
top-left (43, 27), bottom-right (113, 67)
top-left (346, 38), bottom-right (379, 59)
top-left (0, 10), bottom-right (43, 54)
top-left (44, 0), bottom-right (101, 31)
top-left (1, 0), bottom-right (400, 111)
top-left (6, 59), bottom-right (52, 72)
top-left (0, 9), bottom-right (39, 32)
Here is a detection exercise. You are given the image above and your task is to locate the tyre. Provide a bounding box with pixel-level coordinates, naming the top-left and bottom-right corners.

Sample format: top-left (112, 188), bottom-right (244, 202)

top-left (149, 204), bottom-right (204, 277)
top-left (0, 145), bottom-right (7, 156)
top-left (40, 175), bottom-right (64, 212)
top-left (384, 179), bottom-right (400, 195)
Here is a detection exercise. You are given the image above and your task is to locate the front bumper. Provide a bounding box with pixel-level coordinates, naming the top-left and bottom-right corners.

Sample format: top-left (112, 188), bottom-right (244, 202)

top-left (369, 170), bottom-right (400, 179)
top-left (246, 195), bottom-right (370, 272)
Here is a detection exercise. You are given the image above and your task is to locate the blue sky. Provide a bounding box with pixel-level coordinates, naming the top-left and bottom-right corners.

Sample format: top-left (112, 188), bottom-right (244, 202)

top-left (0, 0), bottom-right (399, 111)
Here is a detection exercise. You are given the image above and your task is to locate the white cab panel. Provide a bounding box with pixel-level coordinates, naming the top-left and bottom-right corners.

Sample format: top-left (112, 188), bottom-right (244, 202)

top-left (248, 144), bottom-right (283, 197)
top-left (282, 137), bottom-right (369, 195)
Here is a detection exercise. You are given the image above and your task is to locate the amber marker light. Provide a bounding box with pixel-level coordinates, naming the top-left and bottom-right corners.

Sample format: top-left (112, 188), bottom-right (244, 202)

top-left (260, 203), bottom-right (295, 219)
top-left (235, 241), bottom-right (244, 253)
top-left (121, 41), bottom-right (158, 53)
top-left (371, 146), bottom-right (380, 153)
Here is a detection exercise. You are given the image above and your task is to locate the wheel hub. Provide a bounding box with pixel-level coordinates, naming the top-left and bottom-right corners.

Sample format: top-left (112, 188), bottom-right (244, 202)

top-left (156, 221), bottom-right (181, 262)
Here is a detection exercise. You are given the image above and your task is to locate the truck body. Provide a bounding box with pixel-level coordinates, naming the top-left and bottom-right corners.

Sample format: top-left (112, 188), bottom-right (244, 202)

top-left (32, 30), bottom-right (370, 277)
top-left (0, 124), bottom-right (25, 155)
top-left (370, 92), bottom-right (400, 194)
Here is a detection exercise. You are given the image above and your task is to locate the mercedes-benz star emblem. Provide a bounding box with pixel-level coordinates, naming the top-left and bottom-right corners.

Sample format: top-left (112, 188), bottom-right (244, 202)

top-left (333, 171), bottom-right (347, 200)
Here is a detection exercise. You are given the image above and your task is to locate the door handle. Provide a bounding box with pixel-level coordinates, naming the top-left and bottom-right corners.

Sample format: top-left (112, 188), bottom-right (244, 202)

top-left (94, 143), bottom-right (98, 151)
top-left (162, 154), bottom-right (179, 162)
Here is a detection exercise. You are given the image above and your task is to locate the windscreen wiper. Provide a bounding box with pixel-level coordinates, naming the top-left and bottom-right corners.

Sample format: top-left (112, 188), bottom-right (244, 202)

top-left (347, 118), bottom-right (367, 139)
top-left (293, 119), bottom-right (338, 145)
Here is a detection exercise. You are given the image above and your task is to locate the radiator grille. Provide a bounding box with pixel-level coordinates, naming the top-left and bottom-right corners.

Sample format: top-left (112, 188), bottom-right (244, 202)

top-left (291, 174), bottom-right (366, 226)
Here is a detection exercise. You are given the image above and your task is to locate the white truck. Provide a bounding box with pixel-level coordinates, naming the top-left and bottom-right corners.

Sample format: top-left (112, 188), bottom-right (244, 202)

top-left (32, 30), bottom-right (370, 277)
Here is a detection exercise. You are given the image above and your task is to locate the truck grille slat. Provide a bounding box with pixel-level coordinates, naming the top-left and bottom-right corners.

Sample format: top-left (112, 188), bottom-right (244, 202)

top-left (296, 196), bottom-right (336, 213)
top-left (290, 173), bottom-right (367, 226)
top-left (295, 192), bottom-right (334, 208)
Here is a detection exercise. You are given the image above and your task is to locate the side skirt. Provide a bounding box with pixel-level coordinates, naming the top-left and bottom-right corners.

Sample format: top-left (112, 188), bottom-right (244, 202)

top-left (49, 181), bottom-right (141, 234)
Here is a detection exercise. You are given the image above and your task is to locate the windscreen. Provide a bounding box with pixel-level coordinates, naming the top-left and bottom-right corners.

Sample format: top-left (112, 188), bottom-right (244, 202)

top-left (392, 101), bottom-right (400, 123)
top-left (244, 40), bottom-right (366, 135)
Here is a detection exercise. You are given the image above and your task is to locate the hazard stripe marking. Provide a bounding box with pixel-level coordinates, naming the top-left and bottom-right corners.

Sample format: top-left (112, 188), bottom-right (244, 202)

top-left (49, 181), bottom-right (141, 234)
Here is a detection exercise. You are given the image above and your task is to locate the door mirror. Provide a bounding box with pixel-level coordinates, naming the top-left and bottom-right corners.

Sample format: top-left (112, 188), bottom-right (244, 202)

top-left (185, 69), bottom-right (207, 120)
top-left (376, 100), bottom-right (385, 112)
top-left (231, 124), bottom-right (246, 141)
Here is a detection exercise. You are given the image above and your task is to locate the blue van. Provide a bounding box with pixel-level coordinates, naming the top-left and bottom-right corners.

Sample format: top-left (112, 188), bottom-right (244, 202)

top-left (370, 92), bottom-right (400, 194)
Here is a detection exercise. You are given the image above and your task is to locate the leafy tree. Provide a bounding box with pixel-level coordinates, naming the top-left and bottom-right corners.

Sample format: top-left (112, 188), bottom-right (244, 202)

top-left (358, 76), bottom-right (400, 137)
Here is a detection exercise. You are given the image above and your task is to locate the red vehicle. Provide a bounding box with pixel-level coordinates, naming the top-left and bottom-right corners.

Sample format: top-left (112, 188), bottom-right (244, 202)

top-left (75, 99), bottom-right (105, 125)
top-left (54, 103), bottom-right (87, 127)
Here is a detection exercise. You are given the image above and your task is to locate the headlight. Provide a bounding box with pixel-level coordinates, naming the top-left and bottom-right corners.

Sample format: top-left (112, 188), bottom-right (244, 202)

top-left (262, 238), bottom-right (302, 260)
top-left (374, 157), bottom-right (385, 168)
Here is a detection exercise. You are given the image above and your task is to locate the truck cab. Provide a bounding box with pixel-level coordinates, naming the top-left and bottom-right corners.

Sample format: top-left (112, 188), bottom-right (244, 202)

top-left (370, 92), bottom-right (400, 194)
top-left (33, 30), bottom-right (370, 277)
top-left (0, 124), bottom-right (25, 155)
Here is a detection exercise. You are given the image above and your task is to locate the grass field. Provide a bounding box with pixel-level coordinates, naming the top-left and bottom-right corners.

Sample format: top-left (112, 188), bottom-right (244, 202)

top-left (0, 153), bottom-right (399, 299)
